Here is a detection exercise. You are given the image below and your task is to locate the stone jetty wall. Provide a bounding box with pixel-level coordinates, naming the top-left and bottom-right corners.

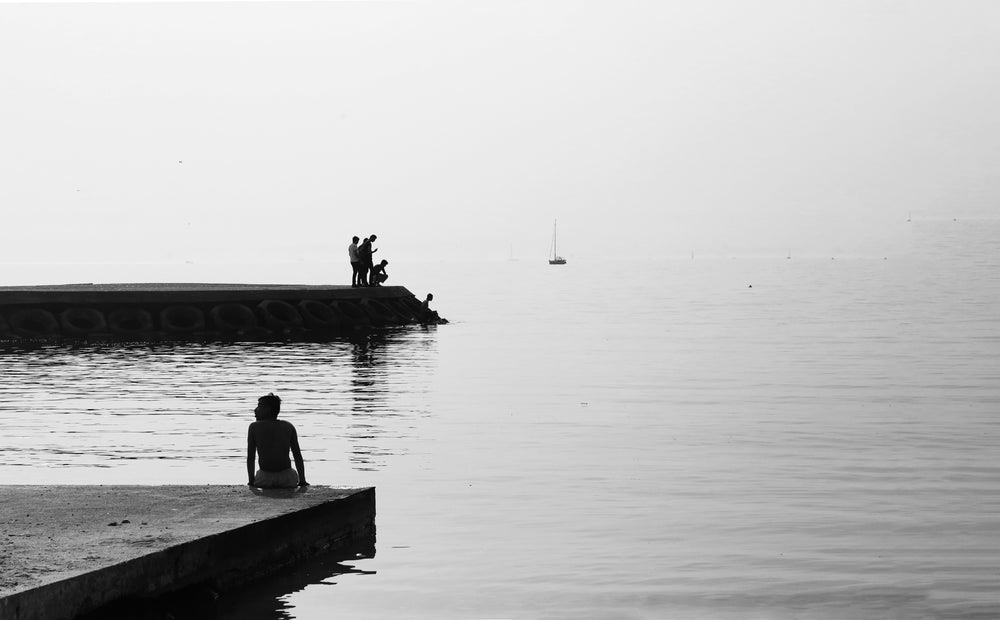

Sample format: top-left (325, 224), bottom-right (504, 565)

top-left (0, 284), bottom-right (434, 343)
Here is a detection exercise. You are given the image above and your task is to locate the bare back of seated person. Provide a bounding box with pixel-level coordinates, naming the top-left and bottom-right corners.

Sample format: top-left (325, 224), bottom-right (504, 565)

top-left (249, 419), bottom-right (296, 471)
top-left (247, 393), bottom-right (308, 488)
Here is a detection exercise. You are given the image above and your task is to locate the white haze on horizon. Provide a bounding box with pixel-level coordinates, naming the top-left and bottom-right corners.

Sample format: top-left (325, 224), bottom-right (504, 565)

top-left (2, 1), bottom-right (998, 280)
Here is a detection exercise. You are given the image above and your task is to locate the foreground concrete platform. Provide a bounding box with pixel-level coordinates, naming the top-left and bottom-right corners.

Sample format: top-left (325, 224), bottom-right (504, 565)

top-left (0, 485), bottom-right (375, 620)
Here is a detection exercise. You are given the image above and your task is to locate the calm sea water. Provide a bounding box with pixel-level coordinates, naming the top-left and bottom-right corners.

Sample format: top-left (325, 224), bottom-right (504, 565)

top-left (2, 221), bottom-right (998, 619)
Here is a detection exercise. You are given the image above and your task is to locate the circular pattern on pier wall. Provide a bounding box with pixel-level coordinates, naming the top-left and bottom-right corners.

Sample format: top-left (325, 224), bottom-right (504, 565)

top-left (330, 301), bottom-right (371, 328)
top-left (398, 295), bottom-right (424, 316)
top-left (360, 298), bottom-right (399, 326)
top-left (256, 300), bottom-right (303, 332)
top-left (160, 305), bottom-right (206, 333)
top-left (108, 308), bottom-right (155, 335)
top-left (382, 298), bottom-right (417, 323)
top-left (209, 303), bottom-right (258, 332)
top-left (59, 307), bottom-right (107, 336)
top-left (297, 299), bottom-right (342, 329)
top-left (7, 308), bottom-right (60, 338)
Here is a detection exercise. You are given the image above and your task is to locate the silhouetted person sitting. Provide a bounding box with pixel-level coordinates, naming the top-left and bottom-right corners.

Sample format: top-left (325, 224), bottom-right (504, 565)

top-left (247, 393), bottom-right (308, 488)
top-left (371, 259), bottom-right (389, 286)
top-left (420, 293), bottom-right (441, 323)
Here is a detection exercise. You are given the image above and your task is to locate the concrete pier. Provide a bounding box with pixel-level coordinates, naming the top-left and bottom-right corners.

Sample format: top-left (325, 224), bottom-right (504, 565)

top-left (0, 283), bottom-right (439, 343)
top-left (0, 485), bottom-right (375, 620)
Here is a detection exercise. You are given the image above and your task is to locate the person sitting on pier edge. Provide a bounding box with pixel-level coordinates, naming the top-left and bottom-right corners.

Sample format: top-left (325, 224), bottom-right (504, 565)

top-left (371, 259), bottom-right (389, 286)
top-left (357, 236), bottom-right (374, 287)
top-left (247, 393), bottom-right (308, 488)
top-left (421, 293), bottom-right (441, 323)
top-left (348, 235), bottom-right (362, 287)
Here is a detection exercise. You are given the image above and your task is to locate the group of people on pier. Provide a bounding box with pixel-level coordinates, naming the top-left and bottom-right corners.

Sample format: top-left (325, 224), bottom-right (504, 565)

top-left (245, 238), bottom-right (447, 489)
top-left (348, 235), bottom-right (389, 288)
top-left (346, 234), bottom-right (442, 324)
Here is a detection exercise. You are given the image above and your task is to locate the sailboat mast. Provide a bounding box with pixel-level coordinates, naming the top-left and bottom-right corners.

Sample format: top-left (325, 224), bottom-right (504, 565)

top-left (548, 218), bottom-right (567, 264)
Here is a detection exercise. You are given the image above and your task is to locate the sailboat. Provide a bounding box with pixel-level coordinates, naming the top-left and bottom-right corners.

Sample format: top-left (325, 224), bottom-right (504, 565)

top-left (549, 219), bottom-right (567, 265)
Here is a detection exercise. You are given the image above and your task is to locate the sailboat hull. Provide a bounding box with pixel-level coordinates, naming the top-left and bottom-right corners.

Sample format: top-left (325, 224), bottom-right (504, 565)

top-left (548, 258), bottom-right (566, 265)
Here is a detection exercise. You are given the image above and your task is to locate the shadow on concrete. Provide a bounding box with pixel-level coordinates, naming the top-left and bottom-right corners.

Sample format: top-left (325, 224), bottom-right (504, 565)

top-left (248, 486), bottom-right (312, 499)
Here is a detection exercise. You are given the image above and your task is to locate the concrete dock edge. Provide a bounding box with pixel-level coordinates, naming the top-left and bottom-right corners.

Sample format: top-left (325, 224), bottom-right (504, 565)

top-left (0, 485), bottom-right (375, 620)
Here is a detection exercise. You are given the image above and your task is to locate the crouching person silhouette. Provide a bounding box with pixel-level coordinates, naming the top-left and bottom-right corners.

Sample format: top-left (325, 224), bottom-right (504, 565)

top-left (247, 393), bottom-right (308, 488)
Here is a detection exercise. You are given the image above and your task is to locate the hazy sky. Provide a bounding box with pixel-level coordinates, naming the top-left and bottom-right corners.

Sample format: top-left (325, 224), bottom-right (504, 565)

top-left (2, 0), bottom-right (999, 269)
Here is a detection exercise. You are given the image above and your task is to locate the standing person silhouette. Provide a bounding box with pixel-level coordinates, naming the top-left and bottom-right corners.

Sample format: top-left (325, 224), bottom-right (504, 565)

top-left (247, 393), bottom-right (308, 489)
top-left (348, 236), bottom-right (362, 287)
top-left (365, 234), bottom-right (379, 287)
top-left (357, 237), bottom-right (373, 287)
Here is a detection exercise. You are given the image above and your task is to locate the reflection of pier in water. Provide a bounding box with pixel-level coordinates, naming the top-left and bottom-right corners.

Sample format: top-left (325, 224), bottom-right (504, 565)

top-left (217, 537), bottom-right (376, 619)
top-left (346, 328), bottom-right (439, 471)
